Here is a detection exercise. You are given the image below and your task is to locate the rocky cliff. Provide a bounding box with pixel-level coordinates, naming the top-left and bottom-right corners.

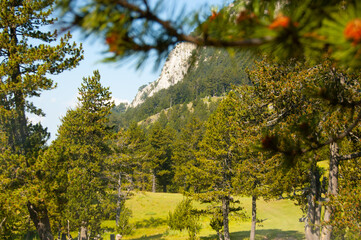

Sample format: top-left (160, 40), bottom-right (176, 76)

top-left (130, 42), bottom-right (196, 108)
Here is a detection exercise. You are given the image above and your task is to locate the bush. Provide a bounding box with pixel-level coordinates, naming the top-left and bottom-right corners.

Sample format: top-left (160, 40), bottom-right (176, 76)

top-left (168, 199), bottom-right (201, 240)
top-left (116, 205), bottom-right (134, 236)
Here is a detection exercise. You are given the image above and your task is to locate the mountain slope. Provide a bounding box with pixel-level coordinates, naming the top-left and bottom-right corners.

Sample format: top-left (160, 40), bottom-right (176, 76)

top-left (130, 42), bottom-right (196, 108)
top-left (110, 47), bottom-right (255, 130)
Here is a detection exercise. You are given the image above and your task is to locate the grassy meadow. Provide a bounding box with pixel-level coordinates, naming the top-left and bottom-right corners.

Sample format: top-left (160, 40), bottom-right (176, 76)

top-left (101, 192), bottom-right (305, 240)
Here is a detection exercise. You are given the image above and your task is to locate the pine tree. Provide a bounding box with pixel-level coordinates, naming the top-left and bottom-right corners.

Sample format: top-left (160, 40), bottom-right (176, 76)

top-left (146, 122), bottom-right (174, 192)
top-left (246, 58), bottom-right (361, 240)
top-left (228, 86), bottom-right (278, 240)
top-left (173, 117), bottom-right (205, 193)
top-left (123, 122), bottom-right (150, 191)
top-left (0, 0), bottom-right (82, 238)
top-left (47, 71), bottom-right (114, 239)
top-left (108, 123), bottom-right (148, 233)
top-left (193, 92), bottom-right (242, 240)
top-left (168, 199), bottom-right (201, 240)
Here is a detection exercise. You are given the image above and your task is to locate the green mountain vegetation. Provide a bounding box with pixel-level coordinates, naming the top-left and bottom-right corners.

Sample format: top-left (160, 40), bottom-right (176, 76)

top-left (2, 1), bottom-right (361, 240)
top-left (109, 47), bottom-right (255, 131)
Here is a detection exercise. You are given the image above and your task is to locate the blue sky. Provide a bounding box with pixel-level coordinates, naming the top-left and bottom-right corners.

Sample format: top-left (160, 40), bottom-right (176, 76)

top-left (30, 0), bottom-right (231, 142)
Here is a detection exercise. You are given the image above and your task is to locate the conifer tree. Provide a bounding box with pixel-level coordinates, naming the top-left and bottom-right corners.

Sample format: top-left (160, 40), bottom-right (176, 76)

top-left (193, 92), bottom-right (242, 240)
top-left (0, 0), bottom-right (82, 238)
top-left (173, 117), bottom-right (205, 192)
top-left (247, 58), bottom-right (361, 240)
top-left (47, 71), bottom-right (114, 239)
top-left (168, 199), bottom-right (201, 240)
top-left (146, 122), bottom-right (174, 192)
top-left (123, 122), bottom-right (149, 191)
top-left (109, 123), bottom-right (149, 233)
top-left (230, 86), bottom-right (287, 240)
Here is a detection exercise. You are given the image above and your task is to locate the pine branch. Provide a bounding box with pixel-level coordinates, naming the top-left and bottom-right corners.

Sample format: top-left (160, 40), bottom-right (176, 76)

top-left (338, 151), bottom-right (361, 161)
top-left (116, 0), bottom-right (273, 48)
top-left (0, 217), bottom-right (6, 230)
top-left (304, 108), bottom-right (361, 154)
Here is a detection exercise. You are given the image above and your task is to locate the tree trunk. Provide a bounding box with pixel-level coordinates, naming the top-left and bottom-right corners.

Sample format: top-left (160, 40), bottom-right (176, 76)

top-left (321, 142), bottom-right (339, 240)
top-left (27, 201), bottom-right (54, 240)
top-left (250, 195), bottom-right (257, 240)
top-left (116, 172), bottom-right (125, 226)
top-left (163, 184), bottom-right (167, 193)
top-left (9, 25), bottom-right (28, 155)
top-left (0, 217), bottom-right (5, 233)
top-left (217, 231), bottom-right (223, 240)
top-left (222, 196), bottom-right (230, 240)
top-left (79, 224), bottom-right (87, 240)
top-left (305, 164), bottom-right (322, 240)
top-left (152, 170), bottom-right (156, 193)
top-left (67, 220), bottom-right (71, 240)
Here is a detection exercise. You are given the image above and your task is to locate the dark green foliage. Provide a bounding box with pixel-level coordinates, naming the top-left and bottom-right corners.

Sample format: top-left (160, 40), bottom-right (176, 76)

top-left (146, 98), bottom-right (220, 135)
top-left (119, 123), bottom-right (151, 191)
top-left (172, 117), bottom-right (205, 193)
top-left (147, 122), bottom-right (175, 192)
top-left (183, 92), bottom-right (245, 240)
top-left (168, 199), bottom-right (201, 240)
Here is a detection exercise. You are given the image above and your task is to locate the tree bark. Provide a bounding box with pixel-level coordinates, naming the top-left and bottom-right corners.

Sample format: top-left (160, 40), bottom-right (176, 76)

top-left (250, 195), bottom-right (257, 240)
top-left (321, 142), bottom-right (339, 240)
top-left (67, 220), bottom-right (71, 240)
top-left (9, 25), bottom-right (27, 155)
top-left (305, 164), bottom-right (322, 240)
top-left (222, 196), bottom-right (230, 240)
top-left (0, 217), bottom-right (5, 232)
top-left (116, 172), bottom-right (124, 226)
top-left (217, 231), bottom-right (223, 240)
top-left (79, 224), bottom-right (87, 240)
top-left (27, 201), bottom-right (54, 240)
top-left (152, 170), bottom-right (156, 193)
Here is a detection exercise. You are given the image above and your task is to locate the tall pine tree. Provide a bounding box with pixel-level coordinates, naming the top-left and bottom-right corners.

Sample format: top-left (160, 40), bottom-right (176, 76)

top-left (193, 92), bottom-right (242, 240)
top-left (0, 0), bottom-right (82, 239)
top-left (45, 71), bottom-right (114, 239)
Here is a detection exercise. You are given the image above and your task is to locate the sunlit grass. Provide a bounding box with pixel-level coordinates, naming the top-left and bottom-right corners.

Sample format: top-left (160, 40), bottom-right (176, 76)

top-left (101, 191), bottom-right (304, 240)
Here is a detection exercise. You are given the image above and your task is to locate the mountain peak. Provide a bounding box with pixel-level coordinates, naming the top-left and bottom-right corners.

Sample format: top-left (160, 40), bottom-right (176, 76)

top-left (130, 42), bottom-right (196, 108)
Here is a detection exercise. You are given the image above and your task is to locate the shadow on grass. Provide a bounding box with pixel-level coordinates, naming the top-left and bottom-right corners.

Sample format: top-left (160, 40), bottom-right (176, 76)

top-left (103, 226), bottom-right (115, 233)
top-left (201, 229), bottom-right (304, 240)
top-left (134, 217), bottom-right (167, 228)
top-left (126, 229), bottom-right (303, 240)
top-left (128, 233), bottom-right (164, 240)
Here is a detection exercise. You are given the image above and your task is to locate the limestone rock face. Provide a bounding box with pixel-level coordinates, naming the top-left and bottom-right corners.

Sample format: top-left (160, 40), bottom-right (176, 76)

top-left (130, 42), bottom-right (196, 108)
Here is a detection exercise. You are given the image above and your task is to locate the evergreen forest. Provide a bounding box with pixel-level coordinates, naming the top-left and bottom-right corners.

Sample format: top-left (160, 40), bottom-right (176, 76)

top-left (1, 1), bottom-right (361, 240)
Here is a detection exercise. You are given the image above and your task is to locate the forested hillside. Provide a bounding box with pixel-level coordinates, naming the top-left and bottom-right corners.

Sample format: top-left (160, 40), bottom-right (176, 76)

top-left (3, 1), bottom-right (361, 240)
top-left (109, 47), bottom-right (255, 130)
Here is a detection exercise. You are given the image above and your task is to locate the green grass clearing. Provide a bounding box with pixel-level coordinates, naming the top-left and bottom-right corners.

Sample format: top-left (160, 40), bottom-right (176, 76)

top-left (100, 192), bottom-right (305, 240)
